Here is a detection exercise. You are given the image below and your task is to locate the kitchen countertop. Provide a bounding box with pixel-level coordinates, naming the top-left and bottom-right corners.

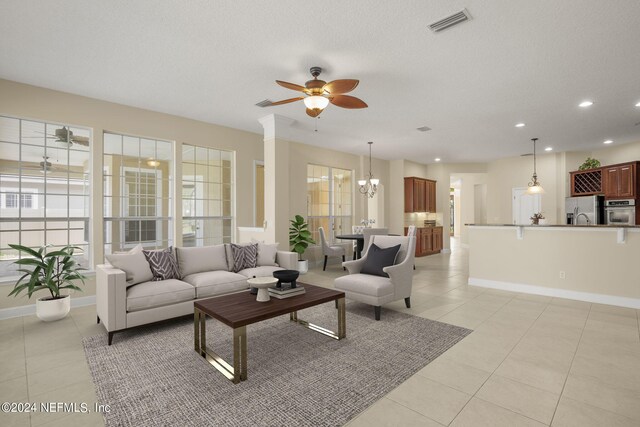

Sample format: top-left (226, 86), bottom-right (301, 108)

top-left (466, 223), bottom-right (640, 228)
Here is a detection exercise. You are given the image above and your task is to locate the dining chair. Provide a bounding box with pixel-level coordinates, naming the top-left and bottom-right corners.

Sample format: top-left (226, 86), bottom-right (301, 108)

top-left (362, 228), bottom-right (389, 256)
top-left (318, 227), bottom-right (346, 271)
top-left (351, 225), bottom-right (365, 259)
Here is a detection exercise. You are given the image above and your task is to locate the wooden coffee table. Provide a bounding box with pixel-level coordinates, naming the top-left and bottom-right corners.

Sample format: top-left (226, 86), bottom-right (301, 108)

top-left (194, 283), bottom-right (345, 384)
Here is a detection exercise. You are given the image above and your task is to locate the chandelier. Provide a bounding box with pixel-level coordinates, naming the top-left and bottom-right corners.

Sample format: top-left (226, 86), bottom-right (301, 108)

top-left (358, 141), bottom-right (380, 198)
top-left (525, 137), bottom-right (545, 195)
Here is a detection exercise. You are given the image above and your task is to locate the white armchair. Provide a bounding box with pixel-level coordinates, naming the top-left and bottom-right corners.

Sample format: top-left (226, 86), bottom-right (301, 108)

top-left (334, 235), bottom-right (416, 320)
top-left (361, 227), bottom-right (389, 257)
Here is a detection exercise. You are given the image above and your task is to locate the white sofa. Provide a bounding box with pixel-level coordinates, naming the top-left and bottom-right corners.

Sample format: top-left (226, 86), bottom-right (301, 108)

top-left (96, 244), bottom-right (298, 344)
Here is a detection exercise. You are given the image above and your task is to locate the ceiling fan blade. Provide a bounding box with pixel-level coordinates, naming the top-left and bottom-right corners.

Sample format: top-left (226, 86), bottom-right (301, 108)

top-left (323, 79), bottom-right (359, 94)
top-left (268, 97), bottom-right (304, 106)
top-left (329, 95), bottom-right (368, 109)
top-left (306, 108), bottom-right (322, 118)
top-left (71, 136), bottom-right (90, 146)
top-left (276, 80), bottom-right (306, 92)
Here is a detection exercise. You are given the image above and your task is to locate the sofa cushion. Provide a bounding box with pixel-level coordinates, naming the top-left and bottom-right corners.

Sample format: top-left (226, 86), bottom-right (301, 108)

top-left (126, 279), bottom-right (195, 312)
top-left (230, 243), bottom-right (258, 273)
top-left (257, 242), bottom-right (279, 267)
top-left (105, 248), bottom-right (153, 286)
top-left (334, 274), bottom-right (394, 297)
top-left (361, 243), bottom-right (401, 278)
top-left (143, 247), bottom-right (181, 280)
top-left (237, 265), bottom-right (284, 278)
top-left (175, 245), bottom-right (227, 277)
top-left (182, 270), bottom-right (249, 298)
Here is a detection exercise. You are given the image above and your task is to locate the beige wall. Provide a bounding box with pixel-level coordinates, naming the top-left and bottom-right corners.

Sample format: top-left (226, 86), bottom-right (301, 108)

top-left (469, 226), bottom-right (640, 306)
top-left (591, 139), bottom-right (640, 166)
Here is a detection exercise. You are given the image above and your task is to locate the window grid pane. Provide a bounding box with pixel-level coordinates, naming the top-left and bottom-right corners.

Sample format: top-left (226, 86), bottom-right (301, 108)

top-left (181, 144), bottom-right (234, 247)
top-left (307, 164), bottom-right (353, 244)
top-left (103, 132), bottom-right (173, 254)
top-left (0, 115), bottom-right (91, 278)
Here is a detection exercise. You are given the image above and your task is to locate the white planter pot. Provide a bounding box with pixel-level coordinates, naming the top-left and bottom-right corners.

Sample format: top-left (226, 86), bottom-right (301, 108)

top-left (297, 260), bottom-right (309, 274)
top-left (36, 295), bottom-right (70, 322)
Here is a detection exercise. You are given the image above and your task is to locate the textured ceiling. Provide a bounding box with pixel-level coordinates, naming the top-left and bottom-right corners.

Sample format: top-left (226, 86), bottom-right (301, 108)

top-left (1, 0), bottom-right (640, 163)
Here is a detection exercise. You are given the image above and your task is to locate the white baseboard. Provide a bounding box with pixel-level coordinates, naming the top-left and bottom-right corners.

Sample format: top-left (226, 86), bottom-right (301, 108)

top-left (0, 295), bottom-right (96, 320)
top-left (441, 248), bottom-right (452, 254)
top-left (468, 277), bottom-right (640, 309)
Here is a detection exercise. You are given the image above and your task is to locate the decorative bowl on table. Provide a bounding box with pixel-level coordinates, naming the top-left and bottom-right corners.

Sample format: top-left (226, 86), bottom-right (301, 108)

top-left (247, 277), bottom-right (278, 302)
top-left (273, 269), bottom-right (300, 289)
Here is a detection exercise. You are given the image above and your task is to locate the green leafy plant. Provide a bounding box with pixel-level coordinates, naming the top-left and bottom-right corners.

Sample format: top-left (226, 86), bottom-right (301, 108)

top-left (578, 157), bottom-right (601, 171)
top-left (8, 244), bottom-right (86, 300)
top-left (289, 215), bottom-right (316, 260)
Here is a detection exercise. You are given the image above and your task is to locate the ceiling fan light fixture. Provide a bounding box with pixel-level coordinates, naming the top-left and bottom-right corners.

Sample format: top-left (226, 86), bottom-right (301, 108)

top-left (303, 95), bottom-right (329, 110)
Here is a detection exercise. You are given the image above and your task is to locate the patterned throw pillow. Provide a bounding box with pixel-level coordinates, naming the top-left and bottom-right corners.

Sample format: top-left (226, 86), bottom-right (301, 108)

top-left (230, 243), bottom-right (258, 273)
top-left (143, 247), bottom-right (181, 281)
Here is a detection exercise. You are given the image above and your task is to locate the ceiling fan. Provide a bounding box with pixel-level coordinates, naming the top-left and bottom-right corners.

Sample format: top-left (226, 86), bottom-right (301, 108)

top-left (24, 126), bottom-right (90, 147)
top-left (262, 67), bottom-right (368, 117)
top-left (21, 156), bottom-right (71, 174)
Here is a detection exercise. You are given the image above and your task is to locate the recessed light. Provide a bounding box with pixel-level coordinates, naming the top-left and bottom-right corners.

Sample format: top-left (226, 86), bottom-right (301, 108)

top-left (434, 158), bottom-right (441, 162)
top-left (603, 140), bottom-right (613, 144)
top-left (579, 101), bottom-right (594, 107)
top-left (636, 102), bottom-right (640, 107)
top-left (515, 123), bottom-right (525, 128)
top-left (544, 147), bottom-right (552, 151)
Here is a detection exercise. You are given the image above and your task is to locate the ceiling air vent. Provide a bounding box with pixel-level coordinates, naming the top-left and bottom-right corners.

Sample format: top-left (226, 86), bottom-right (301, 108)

top-left (428, 9), bottom-right (472, 33)
top-left (416, 126), bottom-right (431, 132)
top-left (255, 99), bottom-right (272, 107)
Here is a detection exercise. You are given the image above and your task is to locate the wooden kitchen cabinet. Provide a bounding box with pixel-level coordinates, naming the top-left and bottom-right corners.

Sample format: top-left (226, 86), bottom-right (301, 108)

top-left (405, 226), bottom-right (443, 257)
top-left (602, 162), bottom-right (638, 199)
top-left (404, 177), bottom-right (437, 212)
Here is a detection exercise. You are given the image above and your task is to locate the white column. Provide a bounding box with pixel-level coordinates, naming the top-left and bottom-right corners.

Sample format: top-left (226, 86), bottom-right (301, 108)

top-left (258, 114), bottom-right (295, 245)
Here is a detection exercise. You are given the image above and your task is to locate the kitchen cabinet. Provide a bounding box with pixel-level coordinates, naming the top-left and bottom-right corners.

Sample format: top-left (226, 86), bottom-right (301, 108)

top-left (405, 226), bottom-right (443, 257)
top-left (404, 177), bottom-right (437, 212)
top-left (602, 162), bottom-right (638, 199)
top-left (570, 169), bottom-right (602, 196)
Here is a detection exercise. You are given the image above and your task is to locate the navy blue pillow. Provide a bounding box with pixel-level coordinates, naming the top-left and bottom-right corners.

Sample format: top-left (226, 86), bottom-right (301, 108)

top-left (361, 243), bottom-right (401, 277)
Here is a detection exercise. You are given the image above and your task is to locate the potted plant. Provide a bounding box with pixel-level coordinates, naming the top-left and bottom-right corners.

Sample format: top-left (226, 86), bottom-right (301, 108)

top-left (578, 157), bottom-right (601, 171)
top-left (289, 215), bottom-right (315, 274)
top-left (530, 212), bottom-right (545, 225)
top-left (8, 244), bottom-right (86, 322)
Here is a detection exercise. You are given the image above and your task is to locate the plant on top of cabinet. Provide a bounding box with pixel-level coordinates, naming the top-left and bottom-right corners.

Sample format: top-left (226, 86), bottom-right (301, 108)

top-left (578, 157), bottom-right (601, 171)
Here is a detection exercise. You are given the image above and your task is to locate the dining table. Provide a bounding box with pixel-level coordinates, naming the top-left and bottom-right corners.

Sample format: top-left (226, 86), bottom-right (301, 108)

top-left (335, 233), bottom-right (400, 260)
top-left (335, 234), bottom-right (365, 260)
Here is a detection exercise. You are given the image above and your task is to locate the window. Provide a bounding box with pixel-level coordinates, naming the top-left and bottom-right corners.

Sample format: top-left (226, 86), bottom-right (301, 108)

top-left (307, 164), bottom-right (353, 244)
top-left (103, 132), bottom-right (173, 254)
top-left (181, 144), bottom-right (234, 246)
top-left (5, 193), bottom-right (17, 208)
top-left (0, 116), bottom-right (91, 278)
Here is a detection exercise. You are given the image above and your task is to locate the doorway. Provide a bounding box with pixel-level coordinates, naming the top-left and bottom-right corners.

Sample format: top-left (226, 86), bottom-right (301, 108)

top-left (512, 187), bottom-right (541, 224)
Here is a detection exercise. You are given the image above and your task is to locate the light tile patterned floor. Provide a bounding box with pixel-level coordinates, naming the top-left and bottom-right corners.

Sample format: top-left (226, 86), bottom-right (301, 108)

top-left (1, 239), bottom-right (639, 426)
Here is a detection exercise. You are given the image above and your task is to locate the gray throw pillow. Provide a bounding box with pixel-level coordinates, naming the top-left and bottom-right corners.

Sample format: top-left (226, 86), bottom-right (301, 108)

top-left (361, 243), bottom-right (401, 277)
top-left (231, 243), bottom-right (258, 273)
top-left (255, 241), bottom-right (279, 267)
top-left (143, 247), bottom-right (181, 281)
top-left (105, 247), bottom-right (153, 286)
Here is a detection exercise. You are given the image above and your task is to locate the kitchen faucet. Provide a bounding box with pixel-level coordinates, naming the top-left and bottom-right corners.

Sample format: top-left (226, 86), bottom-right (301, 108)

top-left (575, 212), bottom-right (591, 225)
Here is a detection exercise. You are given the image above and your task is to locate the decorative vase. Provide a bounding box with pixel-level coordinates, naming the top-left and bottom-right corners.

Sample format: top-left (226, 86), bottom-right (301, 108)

top-left (297, 260), bottom-right (309, 274)
top-left (36, 295), bottom-right (70, 322)
top-left (538, 219), bottom-right (547, 225)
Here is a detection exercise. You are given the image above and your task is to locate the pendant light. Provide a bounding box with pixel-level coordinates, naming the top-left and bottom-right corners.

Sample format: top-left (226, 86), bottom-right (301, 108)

top-left (358, 141), bottom-right (379, 198)
top-left (525, 137), bottom-right (545, 195)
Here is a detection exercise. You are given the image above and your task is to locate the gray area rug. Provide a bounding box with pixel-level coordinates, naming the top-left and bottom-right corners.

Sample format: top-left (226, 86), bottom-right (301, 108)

top-left (83, 303), bottom-right (471, 427)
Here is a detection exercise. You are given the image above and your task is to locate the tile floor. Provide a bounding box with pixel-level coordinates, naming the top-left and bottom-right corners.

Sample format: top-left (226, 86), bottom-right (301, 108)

top-left (1, 239), bottom-right (639, 426)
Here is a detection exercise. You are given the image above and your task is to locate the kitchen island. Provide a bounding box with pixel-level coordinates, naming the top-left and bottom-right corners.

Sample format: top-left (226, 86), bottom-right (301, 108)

top-left (467, 224), bottom-right (640, 308)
